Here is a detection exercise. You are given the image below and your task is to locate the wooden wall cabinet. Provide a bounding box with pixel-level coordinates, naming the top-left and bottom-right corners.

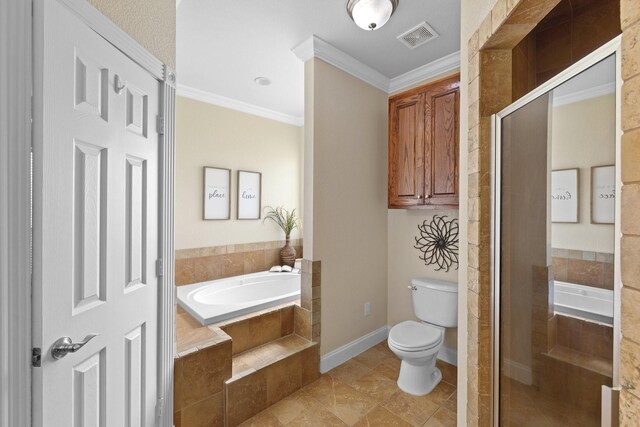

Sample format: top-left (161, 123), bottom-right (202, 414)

top-left (388, 75), bottom-right (460, 209)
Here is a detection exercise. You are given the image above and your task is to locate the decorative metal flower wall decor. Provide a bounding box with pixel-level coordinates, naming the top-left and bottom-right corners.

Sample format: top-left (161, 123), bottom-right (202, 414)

top-left (414, 215), bottom-right (459, 272)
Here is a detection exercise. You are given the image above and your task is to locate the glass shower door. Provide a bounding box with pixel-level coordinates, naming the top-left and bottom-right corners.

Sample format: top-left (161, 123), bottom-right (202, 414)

top-left (495, 54), bottom-right (617, 426)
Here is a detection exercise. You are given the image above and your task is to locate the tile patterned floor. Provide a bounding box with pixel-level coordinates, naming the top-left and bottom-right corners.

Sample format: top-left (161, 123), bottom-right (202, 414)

top-left (240, 342), bottom-right (457, 427)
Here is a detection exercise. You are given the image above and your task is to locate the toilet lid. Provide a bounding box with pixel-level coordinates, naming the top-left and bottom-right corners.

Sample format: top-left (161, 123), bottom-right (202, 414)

top-left (389, 320), bottom-right (443, 351)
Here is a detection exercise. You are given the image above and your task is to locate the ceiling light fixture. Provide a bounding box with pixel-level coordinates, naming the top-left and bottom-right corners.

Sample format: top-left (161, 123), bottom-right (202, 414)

top-left (254, 77), bottom-right (271, 86)
top-left (347, 0), bottom-right (399, 31)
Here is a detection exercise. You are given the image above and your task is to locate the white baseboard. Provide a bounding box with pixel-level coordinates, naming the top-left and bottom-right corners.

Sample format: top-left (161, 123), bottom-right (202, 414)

top-left (320, 325), bottom-right (458, 373)
top-left (503, 358), bottom-right (532, 385)
top-left (438, 346), bottom-right (458, 366)
top-left (320, 326), bottom-right (389, 373)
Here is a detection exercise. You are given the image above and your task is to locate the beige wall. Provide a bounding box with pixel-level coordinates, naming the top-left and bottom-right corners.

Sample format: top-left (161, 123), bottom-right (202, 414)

top-left (387, 210), bottom-right (459, 352)
top-left (460, 0), bottom-right (499, 424)
top-left (551, 94), bottom-right (616, 253)
top-left (88, 0), bottom-right (175, 68)
top-left (305, 58), bottom-right (389, 356)
top-left (175, 96), bottom-right (303, 250)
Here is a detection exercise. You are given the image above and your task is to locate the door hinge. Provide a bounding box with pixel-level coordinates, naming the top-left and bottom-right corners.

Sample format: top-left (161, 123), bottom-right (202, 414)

top-left (156, 259), bottom-right (164, 277)
top-left (155, 398), bottom-right (164, 418)
top-left (156, 115), bottom-right (165, 135)
top-left (32, 347), bottom-right (41, 367)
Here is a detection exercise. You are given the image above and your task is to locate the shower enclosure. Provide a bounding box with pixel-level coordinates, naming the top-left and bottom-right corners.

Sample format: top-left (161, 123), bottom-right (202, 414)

top-left (492, 38), bottom-right (621, 426)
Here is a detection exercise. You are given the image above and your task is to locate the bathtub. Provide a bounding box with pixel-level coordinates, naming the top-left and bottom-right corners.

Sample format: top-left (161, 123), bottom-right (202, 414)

top-left (554, 280), bottom-right (613, 325)
top-left (177, 271), bottom-right (301, 325)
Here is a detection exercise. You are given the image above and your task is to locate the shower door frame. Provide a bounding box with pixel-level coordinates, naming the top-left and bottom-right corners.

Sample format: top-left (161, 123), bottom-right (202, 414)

top-left (491, 36), bottom-right (623, 426)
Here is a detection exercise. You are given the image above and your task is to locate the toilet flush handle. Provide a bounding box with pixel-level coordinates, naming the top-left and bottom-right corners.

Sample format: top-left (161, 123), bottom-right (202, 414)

top-left (408, 285), bottom-right (417, 291)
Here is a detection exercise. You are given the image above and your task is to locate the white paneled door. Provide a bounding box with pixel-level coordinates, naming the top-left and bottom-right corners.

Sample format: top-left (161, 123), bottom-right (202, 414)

top-left (33, 1), bottom-right (161, 426)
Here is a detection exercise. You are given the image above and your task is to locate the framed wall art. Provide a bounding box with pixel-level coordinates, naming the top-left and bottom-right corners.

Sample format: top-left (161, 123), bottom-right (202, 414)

top-left (237, 170), bottom-right (262, 220)
top-left (551, 168), bottom-right (579, 223)
top-left (591, 165), bottom-right (615, 224)
top-left (203, 167), bottom-right (231, 220)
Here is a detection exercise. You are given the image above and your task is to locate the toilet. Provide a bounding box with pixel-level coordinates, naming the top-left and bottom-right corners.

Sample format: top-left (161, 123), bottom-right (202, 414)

top-left (388, 278), bottom-right (458, 396)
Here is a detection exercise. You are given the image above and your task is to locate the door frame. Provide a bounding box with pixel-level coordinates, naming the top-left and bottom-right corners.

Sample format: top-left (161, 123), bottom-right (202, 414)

top-left (1, 0), bottom-right (176, 425)
top-left (0, 0), bottom-right (33, 426)
top-left (491, 36), bottom-right (622, 425)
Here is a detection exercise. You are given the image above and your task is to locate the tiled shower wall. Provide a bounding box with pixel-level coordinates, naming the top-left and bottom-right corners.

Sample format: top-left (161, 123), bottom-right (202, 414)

top-left (551, 248), bottom-right (615, 290)
top-left (175, 239), bottom-right (303, 286)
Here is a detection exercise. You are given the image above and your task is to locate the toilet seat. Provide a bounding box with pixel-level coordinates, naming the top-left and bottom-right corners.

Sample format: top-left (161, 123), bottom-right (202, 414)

top-left (388, 320), bottom-right (443, 352)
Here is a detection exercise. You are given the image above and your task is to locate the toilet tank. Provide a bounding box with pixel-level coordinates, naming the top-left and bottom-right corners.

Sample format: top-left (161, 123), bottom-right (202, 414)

top-left (411, 278), bottom-right (458, 327)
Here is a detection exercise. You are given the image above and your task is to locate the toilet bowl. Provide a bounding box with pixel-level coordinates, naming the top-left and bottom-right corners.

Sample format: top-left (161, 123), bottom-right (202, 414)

top-left (388, 320), bottom-right (444, 395)
top-left (388, 278), bottom-right (457, 396)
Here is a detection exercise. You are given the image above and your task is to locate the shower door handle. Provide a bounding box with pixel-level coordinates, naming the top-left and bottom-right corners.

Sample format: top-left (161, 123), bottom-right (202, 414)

top-left (51, 334), bottom-right (99, 360)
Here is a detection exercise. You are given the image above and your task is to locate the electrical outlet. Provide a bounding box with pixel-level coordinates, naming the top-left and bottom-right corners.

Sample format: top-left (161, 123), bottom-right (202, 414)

top-left (364, 302), bottom-right (371, 317)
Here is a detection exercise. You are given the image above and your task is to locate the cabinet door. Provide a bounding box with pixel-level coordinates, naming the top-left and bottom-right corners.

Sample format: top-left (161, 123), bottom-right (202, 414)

top-left (388, 93), bottom-right (425, 207)
top-left (425, 83), bottom-right (459, 206)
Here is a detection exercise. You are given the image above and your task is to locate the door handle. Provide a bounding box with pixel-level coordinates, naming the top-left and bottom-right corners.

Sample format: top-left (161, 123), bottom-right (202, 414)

top-left (51, 334), bottom-right (99, 360)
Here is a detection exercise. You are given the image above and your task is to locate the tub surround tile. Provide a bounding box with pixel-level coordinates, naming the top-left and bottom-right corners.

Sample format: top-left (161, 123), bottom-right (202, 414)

top-left (180, 392), bottom-right (224, 427)
top-left (224, 252), bottom-right (245, 278)
top-left (174, 334), bottom-right (231, 427)
top-left (175, 258), bottom-right (195, 286)
top-left (176, 312), bottom-right (215, 354)
top-left (267, 355), bottom-right (303, 405)
top-left (223, 320), bottom-right (253, 355)
top-left (249, 311), bottom-right (282, 348)
top-left (226, 369), bottom-right (269, 426)
top-left (293, 305), bottom-right (312, 341)
top-left (194, 255), bottom-right (223, 283)
top-left (300, 345), bottom-right (321, 386)
top-left (226, 339), bottom-right (320, 426)
top-left (231, 335), bottom-right (316, 376)
top-left (174, 357), bottom-right (184, 411)
top-left (300, 273), bottom-right (313, 310)
top-left (174, 239), bottom-right (303, 286)
top-left (180, 340), bottom-right (232, 408)
top-left (552, 250), bottom-right (615, 290)
top-left (244, 250), bottom-right (267, 273)
top-left (281, 306), bottom-right (294, 336)
top-left (220, 305), bottom-right (300, 356)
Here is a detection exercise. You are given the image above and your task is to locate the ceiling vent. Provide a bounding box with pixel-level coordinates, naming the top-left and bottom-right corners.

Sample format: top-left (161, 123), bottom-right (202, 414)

top-left (397, 22), bottom-right (439, 49)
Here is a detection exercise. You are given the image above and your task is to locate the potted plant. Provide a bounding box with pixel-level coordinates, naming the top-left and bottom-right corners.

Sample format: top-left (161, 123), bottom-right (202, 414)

top-left (263, 206), bottom-right (299, 267)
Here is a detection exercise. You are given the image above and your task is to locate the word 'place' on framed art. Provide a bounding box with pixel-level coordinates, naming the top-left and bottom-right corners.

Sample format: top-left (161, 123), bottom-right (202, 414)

top-left (203, 166), bottom-right (231, 220)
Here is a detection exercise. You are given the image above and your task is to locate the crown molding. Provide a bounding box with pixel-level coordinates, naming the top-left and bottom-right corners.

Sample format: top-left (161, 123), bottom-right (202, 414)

top-left (388, 50), bottom-right (460, 94)
top-left (553, 82), bottom-right (616, 107)
top-left (292, 35), bottom-right (389, 92)
top-left (177, 84), bottom-right (304, 126)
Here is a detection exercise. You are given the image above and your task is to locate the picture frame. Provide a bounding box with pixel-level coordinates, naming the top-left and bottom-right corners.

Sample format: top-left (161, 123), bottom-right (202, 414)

top-left (591, 165), bottom-right (615, 224)
top-left (203, 167), bottom-right (231, 220)
top-left (551, 168), bottom-right (579, 223)
top-left (237, 170), bottom-right (262, 220)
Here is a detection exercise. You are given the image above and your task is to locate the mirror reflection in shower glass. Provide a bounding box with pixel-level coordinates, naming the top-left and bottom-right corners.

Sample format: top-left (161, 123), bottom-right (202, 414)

top-left (499, 54), bottom-right (616, 427)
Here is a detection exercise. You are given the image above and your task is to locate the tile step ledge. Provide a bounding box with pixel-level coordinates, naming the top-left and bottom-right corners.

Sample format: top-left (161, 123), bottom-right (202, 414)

top-left (545, 345), bottom-right (613, 378)
top-left (228, 333), bottom-right (316, 382)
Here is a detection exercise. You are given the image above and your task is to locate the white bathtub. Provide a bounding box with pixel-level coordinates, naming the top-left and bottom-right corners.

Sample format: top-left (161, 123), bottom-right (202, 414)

top-left (554, 280), bottom-right (613, 325)
top-left (177, 271), bottom-right (301, 325)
